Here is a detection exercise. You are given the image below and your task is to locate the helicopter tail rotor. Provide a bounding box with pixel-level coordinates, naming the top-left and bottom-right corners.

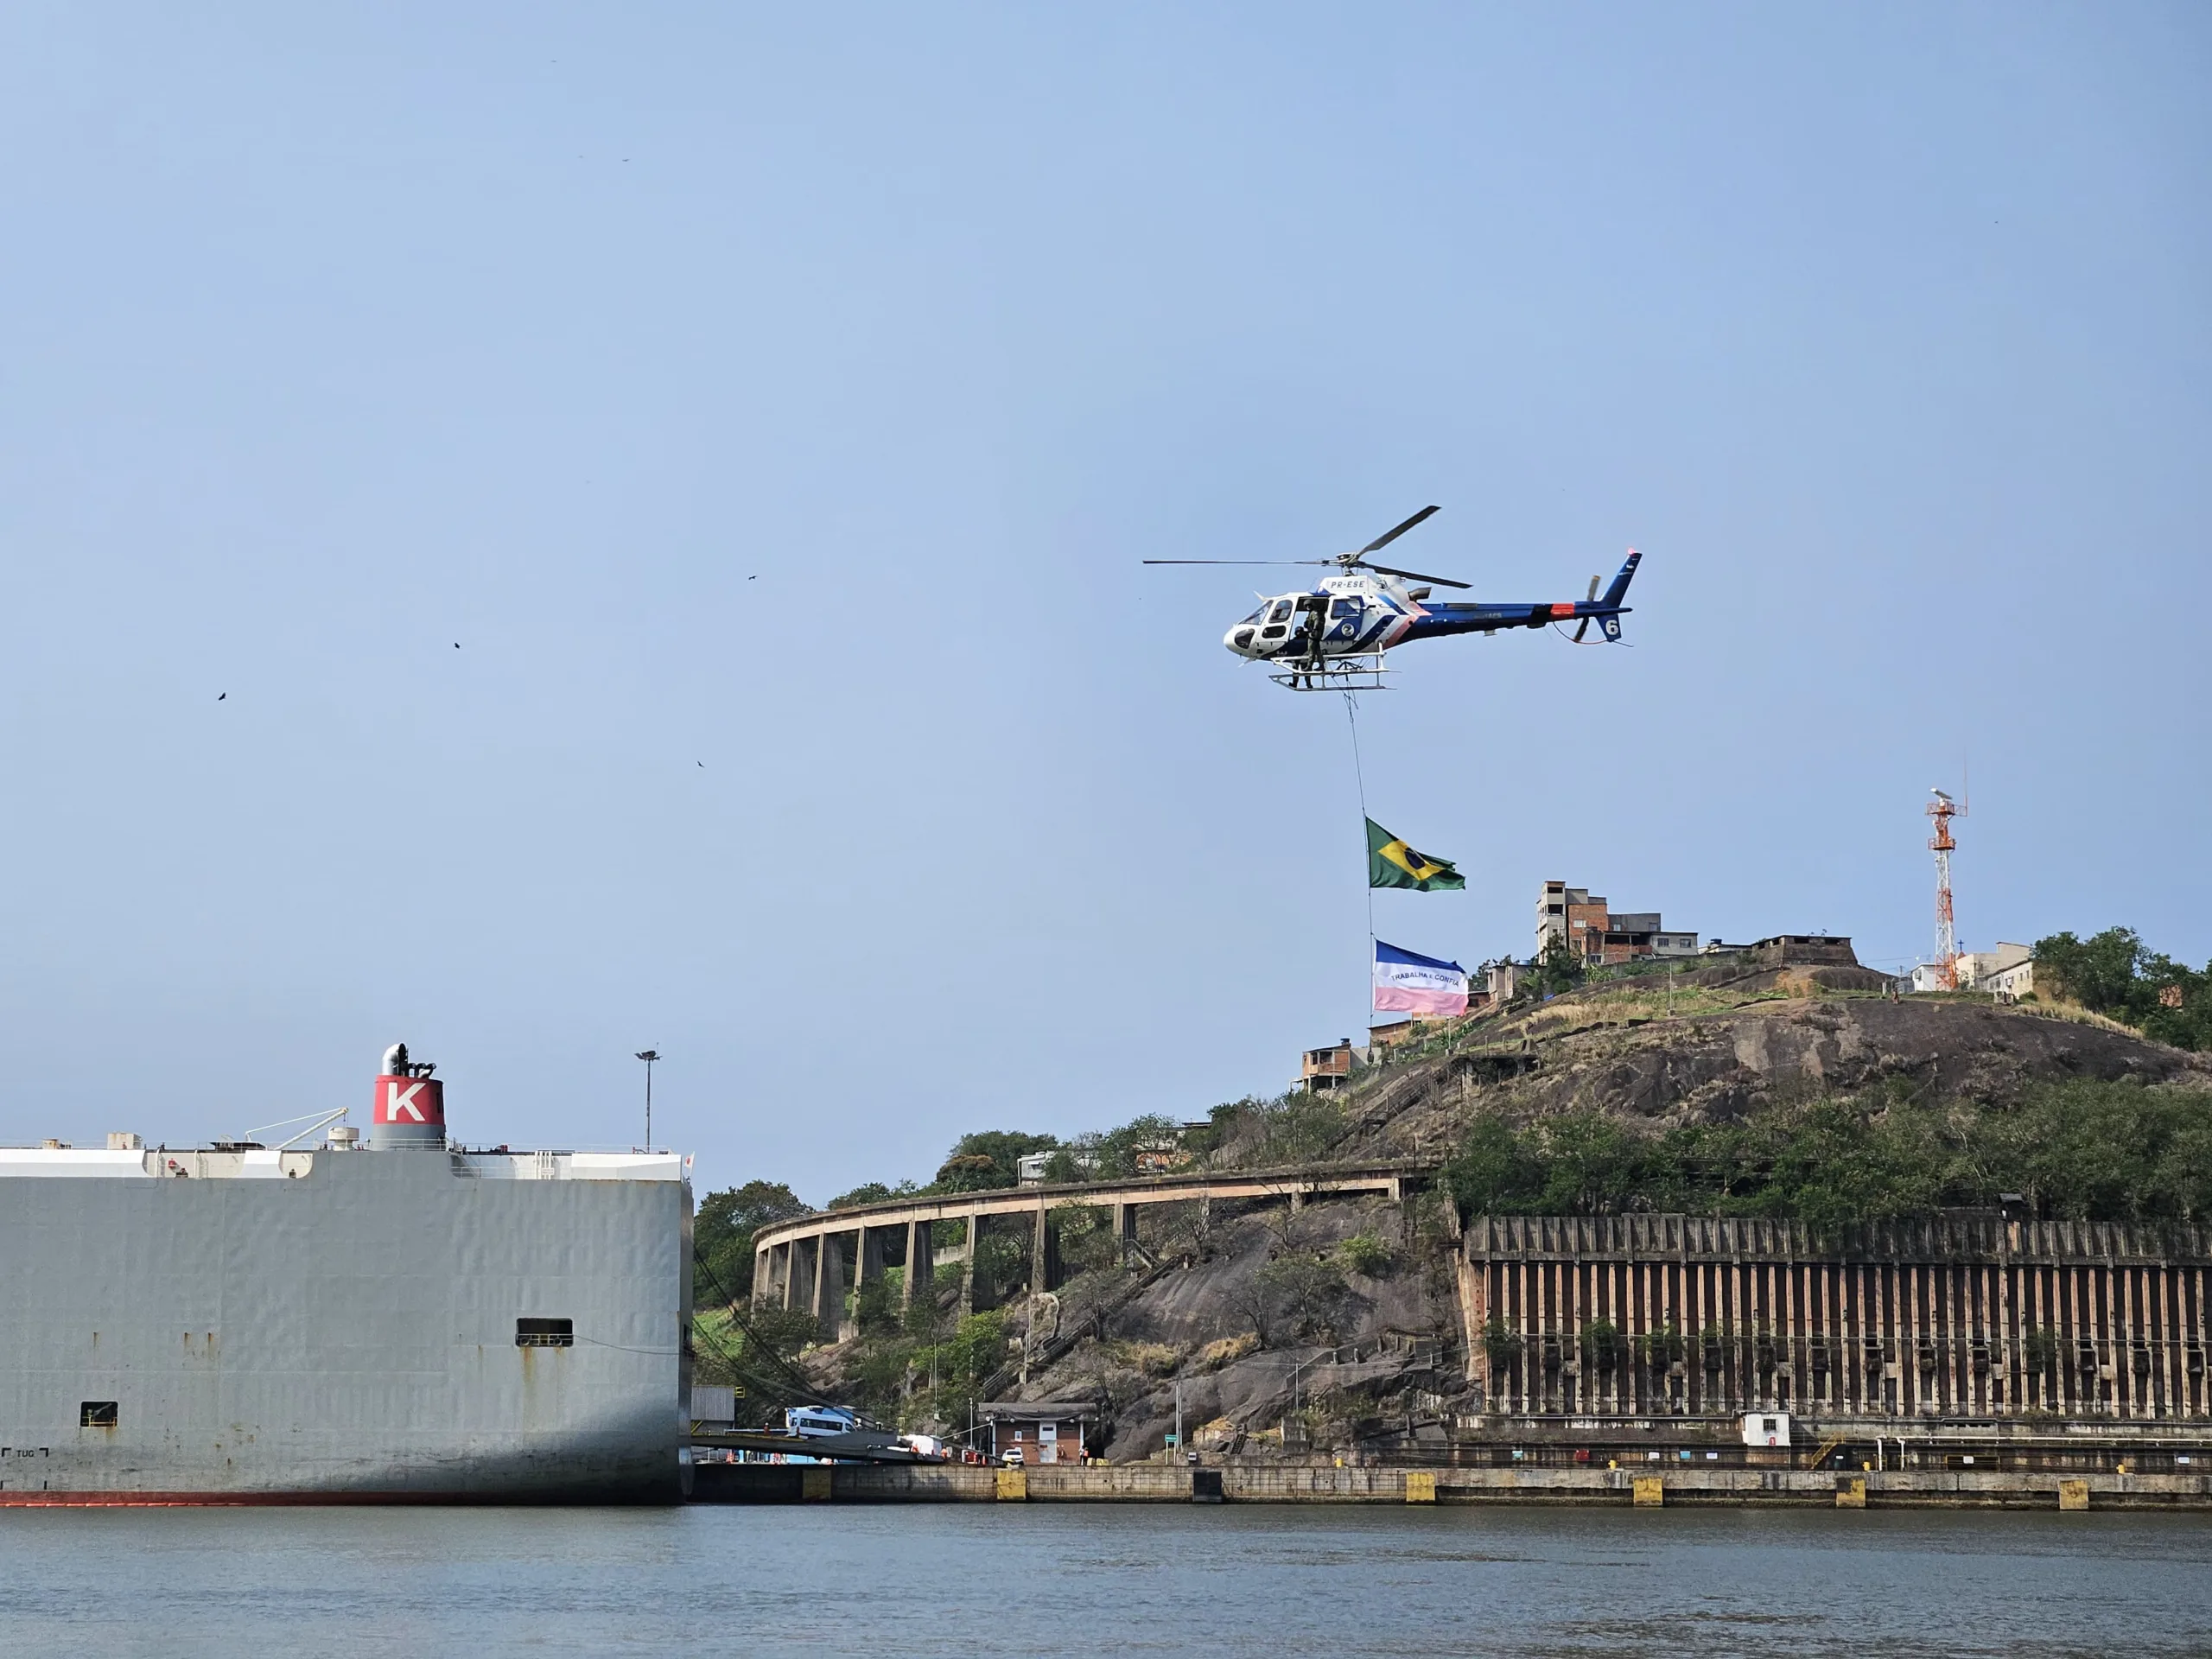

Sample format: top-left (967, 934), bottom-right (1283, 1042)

top-left (1572, 574), bottom-right (1599, 641)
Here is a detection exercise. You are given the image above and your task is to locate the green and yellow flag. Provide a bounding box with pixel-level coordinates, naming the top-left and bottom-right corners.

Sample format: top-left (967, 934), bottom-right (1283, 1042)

top-left (1367, 817), bottom-right (1465, 892)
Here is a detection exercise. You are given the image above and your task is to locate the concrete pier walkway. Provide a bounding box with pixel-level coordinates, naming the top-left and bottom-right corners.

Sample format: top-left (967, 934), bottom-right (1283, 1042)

top-left (690, 1460), bottom-right (2212, 1510)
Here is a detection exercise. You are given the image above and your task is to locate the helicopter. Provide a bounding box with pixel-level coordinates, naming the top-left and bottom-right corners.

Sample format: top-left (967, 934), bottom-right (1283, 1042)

top-left (1145, 505), bottom-right (1642, 690)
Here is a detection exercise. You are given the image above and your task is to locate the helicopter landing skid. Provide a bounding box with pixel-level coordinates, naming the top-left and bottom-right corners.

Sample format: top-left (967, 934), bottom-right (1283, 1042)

top-left (1267, 655), bottom-right (1393, 692)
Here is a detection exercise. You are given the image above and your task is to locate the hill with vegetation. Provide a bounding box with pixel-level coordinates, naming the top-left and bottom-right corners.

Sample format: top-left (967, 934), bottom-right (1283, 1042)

top-left (688, 926), bottom-right (2212, 1452)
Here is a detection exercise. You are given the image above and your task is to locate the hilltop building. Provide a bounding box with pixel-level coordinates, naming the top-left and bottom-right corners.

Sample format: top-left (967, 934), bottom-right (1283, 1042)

top-left (1910, 941), bottom-right (2030, 995)
top-left (1956, 942), bottom-right (2032, 989)
top-left (1537, 880), bottom-right (1700, 965)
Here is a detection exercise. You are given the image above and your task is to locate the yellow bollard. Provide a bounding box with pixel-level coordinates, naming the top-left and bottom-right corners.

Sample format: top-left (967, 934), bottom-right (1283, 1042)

top-left (1406, 1471), bottom-right (1437, 1503)
top-left (801, 1467), bottom-right (832, 1503)
top-left (2058, 1478), bottom-right (2089, 1511)
top-left (995, 1468), bottom-right (1029, 1501)
top-left (1631, 1476), bottom-right (1664, 1508)
top-left (1835, 1477), bottom-right (1867, 1509)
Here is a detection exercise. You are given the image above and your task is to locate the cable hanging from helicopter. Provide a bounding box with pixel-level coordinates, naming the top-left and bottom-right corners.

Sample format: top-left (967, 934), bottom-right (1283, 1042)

top-left (1143, 506), bottom-right (1642, 690)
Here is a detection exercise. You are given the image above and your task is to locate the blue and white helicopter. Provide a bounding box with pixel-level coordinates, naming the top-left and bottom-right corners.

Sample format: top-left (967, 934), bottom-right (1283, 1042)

top-left (1147, 505), bottom-right (1642, 690)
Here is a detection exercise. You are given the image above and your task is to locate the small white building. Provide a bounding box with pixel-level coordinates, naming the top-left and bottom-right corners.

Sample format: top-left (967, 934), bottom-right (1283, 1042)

top-left (1741, 1411), bottom-right (1790, 1448)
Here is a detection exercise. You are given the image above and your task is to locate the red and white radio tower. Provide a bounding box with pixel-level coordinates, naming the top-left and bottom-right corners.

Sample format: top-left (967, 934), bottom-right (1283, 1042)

top-left (1926, 786), bottom-right (1965, 990)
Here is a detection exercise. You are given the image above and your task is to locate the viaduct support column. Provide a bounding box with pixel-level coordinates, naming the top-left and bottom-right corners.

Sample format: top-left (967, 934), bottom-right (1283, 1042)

top-left (810, 1231), bottom-right (838, 1345)
top-left (752, 1243), bottom-right (771, 1308)
top-left (790, 1235), bottom-right (816, 1317)
top-left (851, 1226), bottom-right (884, 1340)
top-left (960, 1206), bottom-right (982, 1317)
top-left (1031, 1202), bottom-right (1049, 1297)
top-left (902, 1217), bottom-right (927, 1319)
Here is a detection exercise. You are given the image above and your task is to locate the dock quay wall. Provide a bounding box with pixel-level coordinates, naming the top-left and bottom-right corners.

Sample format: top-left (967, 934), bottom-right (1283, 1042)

top-left (690, 1461), bottom-right (2212, 1510)
top-left (1460, 1213), bottom-right (2211, 1421)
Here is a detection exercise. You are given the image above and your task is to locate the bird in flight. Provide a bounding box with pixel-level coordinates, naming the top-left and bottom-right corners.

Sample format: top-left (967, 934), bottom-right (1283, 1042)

top-left (217, 692), bottom-right (226, 701)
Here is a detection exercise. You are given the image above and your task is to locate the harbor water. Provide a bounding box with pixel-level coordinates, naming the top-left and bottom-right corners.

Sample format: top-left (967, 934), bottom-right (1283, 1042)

top-left (2, 1505), bottom-right (2208, 1656)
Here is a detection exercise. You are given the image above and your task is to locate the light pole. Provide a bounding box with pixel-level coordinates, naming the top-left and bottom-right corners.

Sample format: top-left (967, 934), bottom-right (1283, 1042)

top-left (634, 1050), bottom-right (660, 1150)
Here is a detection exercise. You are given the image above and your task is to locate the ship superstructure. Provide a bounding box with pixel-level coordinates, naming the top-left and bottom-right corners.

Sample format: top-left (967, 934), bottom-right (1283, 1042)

top-left (0, 1049), bottom-right (693, 1503)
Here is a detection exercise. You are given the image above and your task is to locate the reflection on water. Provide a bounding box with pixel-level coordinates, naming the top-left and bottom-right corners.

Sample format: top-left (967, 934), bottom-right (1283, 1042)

top-left (1, 1503), bottom-right (2206, 1657)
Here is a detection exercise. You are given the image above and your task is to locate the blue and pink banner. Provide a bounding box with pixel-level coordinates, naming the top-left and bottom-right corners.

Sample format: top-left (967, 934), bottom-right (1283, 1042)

top-left (1373, 939), bottom-right (1469, 1017)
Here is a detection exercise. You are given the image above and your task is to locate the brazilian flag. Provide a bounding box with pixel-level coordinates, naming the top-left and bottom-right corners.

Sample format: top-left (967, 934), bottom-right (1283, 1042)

top-left (1367, 817), bottom-right (1465, 892)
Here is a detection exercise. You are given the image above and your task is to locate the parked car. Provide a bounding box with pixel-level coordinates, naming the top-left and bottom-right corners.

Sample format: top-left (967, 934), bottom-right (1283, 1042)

top-left (1000, 1446), bottom-right (1026, 1468)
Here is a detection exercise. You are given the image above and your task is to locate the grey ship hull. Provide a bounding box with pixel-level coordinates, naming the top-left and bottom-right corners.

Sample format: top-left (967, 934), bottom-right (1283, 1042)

top-left (0, 1147), bottom-right (691, 1504)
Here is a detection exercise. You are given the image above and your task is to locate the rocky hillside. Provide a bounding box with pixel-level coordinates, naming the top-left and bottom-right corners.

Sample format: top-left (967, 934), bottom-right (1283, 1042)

top-left (1312, 976), bottom-right (2212, 1164)
top-left (802, 978), bottom-right (2211, 1462)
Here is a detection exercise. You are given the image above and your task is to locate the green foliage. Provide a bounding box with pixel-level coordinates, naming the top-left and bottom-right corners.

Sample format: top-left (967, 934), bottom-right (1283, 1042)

top-left (933, 1130), bottom-right (1058, 1192)
top-left (1039, 1146), bottom-right (1096, 1184)
top-left (908, 1310), bottom-right (1008, 1432)
top-left (971, 1231), bottom-right (1030, 1300)
top-left (1580, 1319), bottom-right (1620, 1368)
top-left (1483, 1315), bottom-right (1518, 1368)
top-left (2035, 928), bottom-right (2210, 1050)
top-left (2023, 1327), bottom-right (2060, 1374)
top-left (1243, 1092), bottom-right (1348, 1166)
top-left (1532, 935), bottom-right (1585, 999)
top-left (854, 1274), bottom-right (899, 1337)
top-left (1093, 1113), bottom-right (1191, 1179)
top-left (743, 1303), bottom-right (822, 1358)
top-left (1444, 1080), bottom-right (2212, 1230)
top-left (1040, 1114), bottom-right (1202, 1184)
top-left (692, 1179), bottom-right (810, 1306)
top-left (1050, 1202), bottom-right (1121, 1276)
top-left (829, 1179), bottom-right (920, 1210)
top-left (1255, 1252), bottom-right (1352, 1343)
top-left (1336, 1231), bottom-right (1394, 1277)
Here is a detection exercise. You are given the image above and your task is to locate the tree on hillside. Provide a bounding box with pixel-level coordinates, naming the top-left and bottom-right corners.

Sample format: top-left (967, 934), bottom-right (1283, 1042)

top-left (1442, 1082), bottom-right (2212, 1229)
top-left (932, 1129), bottom-right (1058, 1192)
top-left (2034, 928), bottom-right (2209, 1050)
top-left (830, 1179), bottom-right (921, 1210)
top-left (693, 1179), bottom-right (810, 1306)
top-left (1531, 937), bottom-right (1584, 999)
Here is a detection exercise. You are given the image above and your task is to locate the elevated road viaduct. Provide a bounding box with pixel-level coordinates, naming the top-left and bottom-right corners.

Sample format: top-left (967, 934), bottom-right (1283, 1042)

top-left (750, 1162), bottom-right (1430, 1344)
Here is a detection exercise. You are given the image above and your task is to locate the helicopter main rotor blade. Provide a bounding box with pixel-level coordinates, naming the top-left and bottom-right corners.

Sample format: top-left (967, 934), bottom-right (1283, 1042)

top-left (1358, 505), bottom-right (1440, 555)
top-left (1140, 558), bottom-right (1334, 567)
top-left (1365, 562), bottom-right (1471, 590)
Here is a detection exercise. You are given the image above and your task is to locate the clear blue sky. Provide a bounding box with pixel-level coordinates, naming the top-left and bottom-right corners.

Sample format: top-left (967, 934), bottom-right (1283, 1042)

top-left (2, 3), bottom-right (2205, 1203)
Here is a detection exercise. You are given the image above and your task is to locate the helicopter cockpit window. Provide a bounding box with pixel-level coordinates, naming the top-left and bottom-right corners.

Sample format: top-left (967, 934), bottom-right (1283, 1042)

top-left (1265, 600), bottom-right (1294, 625)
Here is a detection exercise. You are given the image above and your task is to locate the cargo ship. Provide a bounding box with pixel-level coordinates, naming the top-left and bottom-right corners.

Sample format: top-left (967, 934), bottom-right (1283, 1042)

top-left (0, 1046), bottom-right (693, 1504)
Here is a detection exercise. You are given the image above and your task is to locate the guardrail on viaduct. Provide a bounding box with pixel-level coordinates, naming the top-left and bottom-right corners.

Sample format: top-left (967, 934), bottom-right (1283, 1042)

top-left (750, 1162), bottom-right (1433, 1344)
